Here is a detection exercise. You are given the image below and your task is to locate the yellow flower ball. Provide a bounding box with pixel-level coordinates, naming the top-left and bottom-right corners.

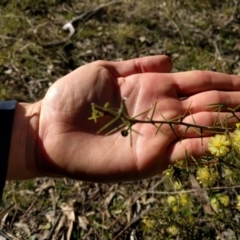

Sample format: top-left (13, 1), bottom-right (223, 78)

top-left (141, 216), bottom-right (155, 231)
top-left (167, 225), bottom-right (179, 236)
top-left (210, 197), bottom-right (219, 213)
top-left (167, 196), bottom-right (177, 206)
top-left (236, 202), bottom-right (240, 211)
top-left (165, 169), bottom-right (173, 177)
top-left (208, 134), bottom-right (230, 157)
top-left (218, 195), bottom-right (230, 207)
top-left (179, 193), bottom-right (190, 207)
top-left (172, 205), bottom-right (179, 213)
top-left (196, 166), bottom-right (218, 187)
top-left (231, 129), bottom-right (240, 153)
top-left (173, 181), bottom-right (183, 191)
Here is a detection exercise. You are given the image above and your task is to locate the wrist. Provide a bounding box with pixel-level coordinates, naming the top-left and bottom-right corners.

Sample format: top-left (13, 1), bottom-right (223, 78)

top-left (7, 101), bottom-right (42, 180)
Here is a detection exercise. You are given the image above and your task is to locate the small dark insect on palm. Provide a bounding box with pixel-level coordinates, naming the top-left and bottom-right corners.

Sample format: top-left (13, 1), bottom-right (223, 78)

top-left (121, 129), bottom-right (128, 137)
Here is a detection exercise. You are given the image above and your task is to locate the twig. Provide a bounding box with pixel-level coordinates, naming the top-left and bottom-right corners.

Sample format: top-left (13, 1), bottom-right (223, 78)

top-left (109, 176), bottom-right (166, 230)
top-left (46, 211), bottom-right (62, 240)
top-left (92, 101), bottom-right (238, 135)
top-left (224, 0), bottom-right (239, 26)
top-left (113, 207), bottom-right (155, 240)
top-left (146, 184), bottom-right (240, 195)
top-left (105, 182), bottom-right (240, 229)
top-left (0, 203), bottom-right (15, 220)
top-left (43, 1), bottom-right (123, 47)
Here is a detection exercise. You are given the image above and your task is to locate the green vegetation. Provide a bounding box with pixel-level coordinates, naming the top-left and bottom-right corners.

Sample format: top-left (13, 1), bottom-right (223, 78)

top-left (91, 96), bottom-right (240, 239)
top-left (1, 0), bottom-right (240, 239)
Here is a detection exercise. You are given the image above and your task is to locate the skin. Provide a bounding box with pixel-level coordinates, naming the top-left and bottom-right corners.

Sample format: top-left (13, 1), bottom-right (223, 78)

top-left (7, 55), bottom-right (240, 182)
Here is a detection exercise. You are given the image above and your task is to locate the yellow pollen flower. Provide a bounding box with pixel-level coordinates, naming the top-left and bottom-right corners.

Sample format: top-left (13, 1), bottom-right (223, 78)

top-left (218, 195), bottom-right (230, 207)
top-left (179, 193), bottom-right (190, 207)
top-left (141, 216), bottom-right (155, 232)
top-left (173, 181), bottom-right (183, 191)
top-left (236, 196), bottom-right (240, 211)
top-left (165, 169), bottom-right (173, 177)
top-left (167, 196), bottom-right (177, 206)
top-left (196, 166), bottom-right (218, 187)
top-left (167, 225), bottom-right (179, 236)
top-left (208, 134), bottom-right (230, 157)
top-left (172, 205), bottom-right (179, 212)
top-left (236, 202), bottom-right (240, 211)
top-left (210, 197), bottom-right (219, 213)
top-left (231, 129), bottom-right (240, 153)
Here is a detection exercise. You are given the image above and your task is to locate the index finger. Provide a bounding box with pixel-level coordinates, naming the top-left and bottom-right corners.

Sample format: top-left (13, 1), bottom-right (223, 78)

top-left (94, 55), bottom-right (173, 77)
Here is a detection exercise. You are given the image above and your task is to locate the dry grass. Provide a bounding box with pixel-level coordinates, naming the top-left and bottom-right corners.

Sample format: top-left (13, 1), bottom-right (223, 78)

top-left (1, 0), bottom-right (240, 239)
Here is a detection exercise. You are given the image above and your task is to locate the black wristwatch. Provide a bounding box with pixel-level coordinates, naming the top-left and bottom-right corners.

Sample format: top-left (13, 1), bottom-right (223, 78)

top-left (0, 100), bottom-right (17, 202)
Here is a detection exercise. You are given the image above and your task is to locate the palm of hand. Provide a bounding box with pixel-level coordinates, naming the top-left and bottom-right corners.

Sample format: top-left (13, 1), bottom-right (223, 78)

top-left (37, 56), bottom-right (239, 182)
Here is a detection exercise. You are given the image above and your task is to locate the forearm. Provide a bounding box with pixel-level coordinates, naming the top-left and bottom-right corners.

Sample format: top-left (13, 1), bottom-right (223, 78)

top-left (7, 102), bottom-right (42, 180)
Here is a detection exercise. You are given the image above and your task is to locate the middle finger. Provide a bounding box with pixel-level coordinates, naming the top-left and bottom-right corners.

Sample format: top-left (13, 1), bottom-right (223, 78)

top-left (182, 90), bottom-right (240, 114)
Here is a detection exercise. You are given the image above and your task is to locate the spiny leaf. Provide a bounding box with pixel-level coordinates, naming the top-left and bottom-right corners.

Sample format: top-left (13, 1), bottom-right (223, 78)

top-left (206, 102), bottom-right (225, 112)
top-left (96, 115), bottom-right (120, 134)
top-left (149, 101), bottom-right (157, 121)
top-left (132, 106), bottom-right (153, 119)
top-left (89, 103), bottom-right (104, 122)
top-left (154, 123), bottom-right (168, 137)
top-left (189, 110), bottom-right (197, 125)
top-left (105, 122), bottom-right (127, 136)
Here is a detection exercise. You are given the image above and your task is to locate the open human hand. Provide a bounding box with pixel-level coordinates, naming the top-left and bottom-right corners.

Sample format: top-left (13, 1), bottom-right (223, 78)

top-left (8, 55), bottom-right (240, 182)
